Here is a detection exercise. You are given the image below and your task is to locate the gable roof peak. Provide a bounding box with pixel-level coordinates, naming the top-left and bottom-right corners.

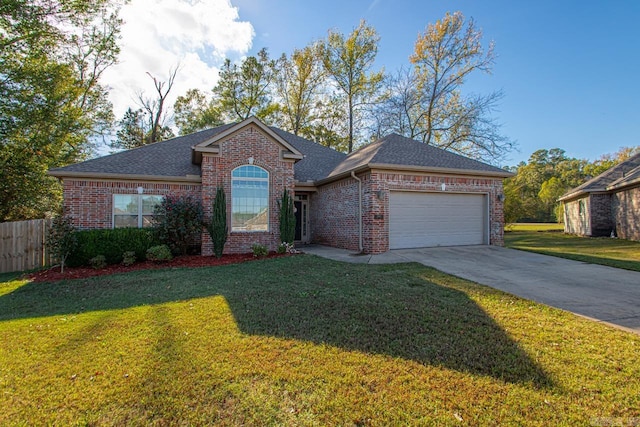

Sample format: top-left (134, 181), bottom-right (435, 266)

top-left (192, 116), bottom-right (304, 164)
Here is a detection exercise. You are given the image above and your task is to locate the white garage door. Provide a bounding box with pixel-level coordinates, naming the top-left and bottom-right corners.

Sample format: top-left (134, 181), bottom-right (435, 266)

top-left (389, 191), bottom-right (487, 249)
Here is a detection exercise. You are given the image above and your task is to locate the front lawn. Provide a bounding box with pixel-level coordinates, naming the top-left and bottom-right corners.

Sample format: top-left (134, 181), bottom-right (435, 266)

top-left (1, 256), bottom-right (638, 425)
top-left (505, 223), bottom-right (565, 232)
top-left (505, 231), bottom-right (640, 272)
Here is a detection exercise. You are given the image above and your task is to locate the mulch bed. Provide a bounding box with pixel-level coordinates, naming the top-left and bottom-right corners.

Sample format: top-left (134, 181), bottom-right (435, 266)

top-left (27, 253), bottom-right (289, 283)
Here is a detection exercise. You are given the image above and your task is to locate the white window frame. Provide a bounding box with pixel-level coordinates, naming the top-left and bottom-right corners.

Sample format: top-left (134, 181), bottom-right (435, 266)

top-left (231, 165), bottom-right (269, 232)
top-left (112, 194), bottom-right (163, 228)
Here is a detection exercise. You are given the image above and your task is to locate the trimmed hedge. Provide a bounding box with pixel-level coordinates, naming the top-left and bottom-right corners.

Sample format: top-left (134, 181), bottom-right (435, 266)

top-left (67, 228), bottom-right (161, 267)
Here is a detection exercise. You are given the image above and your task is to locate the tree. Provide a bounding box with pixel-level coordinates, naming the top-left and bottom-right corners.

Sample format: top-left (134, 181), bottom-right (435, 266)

top-left (273, 44), bottom-right (326, 135)
top-left (46, 214), bottom-right (78, 273)
top-left (409, 11), bottom-right (513, 162)
top-left (113, 108), bottom-right (146, 150)
top-left (538, 177), bottom-right (567, 222)
top-left (370, 67), bottom-right (425, 141)
top-left (322, 20), bottom-right (384, 152)
top-left (206, 187), bottom-right (228, 259)
top-left (174, 89), bottom-right (222, 135)
top-left (140, 68), bottom-right (178, 144)
top-left (111, 69), bottom-right (177, 151)
top-left (213, 48), bottom-right (277, 122)
top-left (501, 147), bottom-right (640, 224)
top-left (0, 0), bottom-right (121, 221)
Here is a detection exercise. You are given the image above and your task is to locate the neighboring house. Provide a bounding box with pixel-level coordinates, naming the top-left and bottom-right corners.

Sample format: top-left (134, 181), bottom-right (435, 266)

top-left (560, 153), bottom-right (640, 240)
top-left (49, 117), bottom-right (512, 255)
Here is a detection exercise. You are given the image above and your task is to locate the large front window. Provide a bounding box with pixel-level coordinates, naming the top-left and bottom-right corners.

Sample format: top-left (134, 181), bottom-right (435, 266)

top-left (113, 194), bottom-right (163, 228)
top-left (232, 165), bottom-right (269, 231)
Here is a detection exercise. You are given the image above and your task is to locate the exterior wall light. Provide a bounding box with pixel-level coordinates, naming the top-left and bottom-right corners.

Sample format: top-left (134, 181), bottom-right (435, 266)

top-left (497, 193), bottom-right (505, 202)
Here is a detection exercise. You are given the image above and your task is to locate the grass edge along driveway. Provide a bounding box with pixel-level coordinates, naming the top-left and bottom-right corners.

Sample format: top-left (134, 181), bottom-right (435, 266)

top-left (505, 226), bottom-right (640, 272)
top-left (1, 255), bottom-right (639, 425)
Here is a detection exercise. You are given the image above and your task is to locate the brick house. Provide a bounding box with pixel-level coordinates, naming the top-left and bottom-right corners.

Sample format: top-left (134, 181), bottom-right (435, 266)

top-left (49, 117), bottom-right (513, 255)
top-left (560, 153), bottom-right (640, 241)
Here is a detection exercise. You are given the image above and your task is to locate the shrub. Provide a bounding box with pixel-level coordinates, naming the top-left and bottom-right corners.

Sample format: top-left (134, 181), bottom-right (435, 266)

top-left (67, 228), bottom-right (160, 267)
top-left (251, 243), bottom-right (268, 258)
top-left (89, 255), bottom-right (107, 269)
top-left (121, 251), bottom-right (136, 266)
top-left (46, 214), bottom-right (78, 273)
top-left (153, 195), bottom-right (204, 255)
top-left (146, 245), bottom-right (173, 262)
top-left (205, 186), bottom-right (228, 259)
top-left (278, 242), bottom-right (297, 254)
top-left (278, 189), bottom-right (296, 245)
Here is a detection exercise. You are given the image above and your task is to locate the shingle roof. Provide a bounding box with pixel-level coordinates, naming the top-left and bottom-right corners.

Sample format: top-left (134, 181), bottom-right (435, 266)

top-left (50, 125), bottom-right (511, 183)
top-left (49, 124), bottom-right (234, 178)
top-left (328, 133), bottom-right (510, 178)
top-left (271, 128), bottom-right (346, 182)
top-left (560, 152), bottom-right (640, 200)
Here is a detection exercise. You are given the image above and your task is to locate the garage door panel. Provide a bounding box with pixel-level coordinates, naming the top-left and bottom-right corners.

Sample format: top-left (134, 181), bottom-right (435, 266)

top-left (389, 192), bottom-right (486, 249)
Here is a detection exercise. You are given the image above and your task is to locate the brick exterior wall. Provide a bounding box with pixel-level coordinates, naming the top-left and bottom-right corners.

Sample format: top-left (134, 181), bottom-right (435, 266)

top-left (564, 196), bottom-right (589, 236)
top-left (564, 194), bottom-right (614, 237)
top-left (60, 125), bottom-right (509, 255)
top-left (200, 124), bottom-right (296, 255)
top-left (61, 179), bottom-right (201, 229)
top-left (589, 193), bottom-right (613, 236)
top-left (310, 170), bottom-right (506, 254)
top-left (60, 124), bottom-right (295, 255)
top-left (612, 186), bottom-right (640, 241)
top-left (310, 177), bottom-right (361, 251)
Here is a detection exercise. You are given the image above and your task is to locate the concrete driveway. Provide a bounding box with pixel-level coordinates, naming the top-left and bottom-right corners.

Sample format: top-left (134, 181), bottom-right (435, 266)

top-left (302, 245), bottom-right (640, 333)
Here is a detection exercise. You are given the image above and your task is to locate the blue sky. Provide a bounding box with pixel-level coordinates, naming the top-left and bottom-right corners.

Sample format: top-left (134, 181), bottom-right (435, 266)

top-left (104, 0), bottom-right (639, 166)
top-left (230, 0), bottom-right (640, 165)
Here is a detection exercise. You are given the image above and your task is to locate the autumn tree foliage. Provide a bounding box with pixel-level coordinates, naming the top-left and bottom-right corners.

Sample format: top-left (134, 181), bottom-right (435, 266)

top-left (504, 147), bottom-right (640, 223)
top-left (321, 20), bottom-right (384, 153)
top-left (373, 12), bottom-right (513, 163)
top-left (0, 0), bottom-right (121, 220)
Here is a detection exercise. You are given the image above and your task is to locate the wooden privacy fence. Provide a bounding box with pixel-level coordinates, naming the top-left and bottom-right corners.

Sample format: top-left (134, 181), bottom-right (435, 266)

top-left (0, 219), bottom-right (52, 273)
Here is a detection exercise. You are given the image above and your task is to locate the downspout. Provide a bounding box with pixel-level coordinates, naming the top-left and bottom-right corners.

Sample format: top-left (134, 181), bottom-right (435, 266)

top-left (351, 171), bottom-right (363, 253)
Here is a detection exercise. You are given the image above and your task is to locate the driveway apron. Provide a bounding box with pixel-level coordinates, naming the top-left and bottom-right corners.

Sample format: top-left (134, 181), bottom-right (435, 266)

top-left (391, 246), bottom-right (640, 333)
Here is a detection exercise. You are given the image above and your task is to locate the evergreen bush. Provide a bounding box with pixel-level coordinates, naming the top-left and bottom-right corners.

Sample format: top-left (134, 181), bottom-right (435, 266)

top-left (67, 228), bottom-right (160, 267)
top-left (146, 245), bottom-right (173, 262)
top-left (206, 186), bottom-right (228, 259)
top-left (121, 251), bottom-right (137, 266)
top-left (279, 189), bottom-right (296, 245)
top-left (251, 243), bottom-right (268, 258)
top-left (89, 255), bottom-right (107, 269)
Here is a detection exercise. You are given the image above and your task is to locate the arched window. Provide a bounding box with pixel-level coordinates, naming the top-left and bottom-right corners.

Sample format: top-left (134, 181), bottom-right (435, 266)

top-left (231, 165), bottom-right (269, 231)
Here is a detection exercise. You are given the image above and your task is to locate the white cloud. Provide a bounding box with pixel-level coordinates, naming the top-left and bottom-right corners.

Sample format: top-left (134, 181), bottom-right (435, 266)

top-left (102, 0), bottom-right (254, 123)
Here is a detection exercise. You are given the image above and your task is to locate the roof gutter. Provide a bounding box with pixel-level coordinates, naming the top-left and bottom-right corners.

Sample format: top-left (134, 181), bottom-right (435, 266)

top-left (315, 163), bottom-right (513, 187)
top-left (47, 170), bottom-right (202, 184)
top-left (368, 163), bottom-right (514, 178)
top-left (351, 171), bottom-right (364, 253)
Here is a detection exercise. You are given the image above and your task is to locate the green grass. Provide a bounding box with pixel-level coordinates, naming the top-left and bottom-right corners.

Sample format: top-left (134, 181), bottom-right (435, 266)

top-left (1, 256), bottom-right (639, 425)
top-left (505, 231), bottom-right (640, 272)
top-left (505, 223), bottom-right (565, 232)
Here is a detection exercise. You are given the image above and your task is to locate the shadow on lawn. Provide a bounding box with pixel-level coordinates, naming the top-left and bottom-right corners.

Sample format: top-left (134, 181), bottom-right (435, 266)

top-left (0, 256), bottom-right (552, 387)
